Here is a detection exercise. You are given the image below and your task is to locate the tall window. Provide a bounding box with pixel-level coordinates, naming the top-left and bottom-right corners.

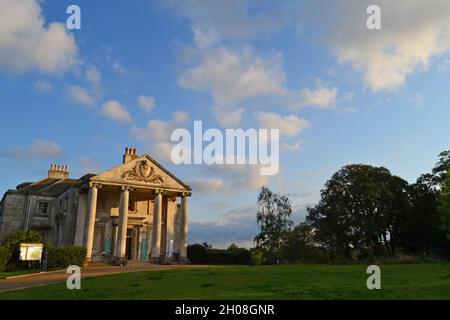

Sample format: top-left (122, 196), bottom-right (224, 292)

top-left (37, 202), bottom-right (49, 215)
top-left (128, 200), bottom-right (135, 212)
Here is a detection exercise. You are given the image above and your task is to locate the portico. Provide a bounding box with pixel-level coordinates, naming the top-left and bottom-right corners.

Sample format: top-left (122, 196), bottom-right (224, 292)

top-left (79, 148), bottom-right (192, 264)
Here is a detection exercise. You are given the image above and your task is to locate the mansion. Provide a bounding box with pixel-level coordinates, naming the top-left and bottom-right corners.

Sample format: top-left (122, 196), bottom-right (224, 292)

top-left (0, 148), bottom-right (191, 264)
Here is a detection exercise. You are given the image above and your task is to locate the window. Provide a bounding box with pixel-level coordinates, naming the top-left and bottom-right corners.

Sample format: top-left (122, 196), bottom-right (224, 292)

top-left (128, 200), bottom-right (135, 212)
top-left (98, 197), bottom-right (106, 211)
top-left (37, 202), bottom-right (49, 215)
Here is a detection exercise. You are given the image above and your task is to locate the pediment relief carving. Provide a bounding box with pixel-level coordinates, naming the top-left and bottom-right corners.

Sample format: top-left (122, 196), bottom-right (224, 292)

top-left (123, 160), bottom-right (164, 184)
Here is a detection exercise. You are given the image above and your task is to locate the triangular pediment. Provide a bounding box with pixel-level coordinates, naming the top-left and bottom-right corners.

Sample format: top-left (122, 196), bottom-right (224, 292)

top-left (90, 155), bottom-right (191, 191)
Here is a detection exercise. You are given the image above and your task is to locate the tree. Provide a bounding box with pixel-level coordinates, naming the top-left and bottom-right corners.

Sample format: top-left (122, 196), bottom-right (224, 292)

top-left (280, 223), bottom-right (328, 263)
top-left (438, 171), bottom-right (450, 241)
top-left (254, 187), bottom-right (293, 263)
top-left (432, 150), bottom-right (450, 185)
top-left (306, 164), bottom-right (409, 259)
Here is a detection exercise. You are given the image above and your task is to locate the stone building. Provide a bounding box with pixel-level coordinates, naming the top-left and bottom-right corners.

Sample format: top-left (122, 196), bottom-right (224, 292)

top-left (0, 148), bottom-right (191, 264)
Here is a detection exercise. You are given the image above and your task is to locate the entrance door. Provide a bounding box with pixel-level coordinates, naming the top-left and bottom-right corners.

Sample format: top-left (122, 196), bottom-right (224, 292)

top-left (125, 237), bottom-right (132, 260)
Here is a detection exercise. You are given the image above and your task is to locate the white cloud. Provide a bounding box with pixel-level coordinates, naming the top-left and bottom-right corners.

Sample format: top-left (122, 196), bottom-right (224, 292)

top-left (288, 82), bottom-right (337, 110)
top-left (78, 157), bottom-right (102, 175)
top-left (4, 139), bottom-right (64, 160)
top-left (66, 85), bottom-right (95, 107)
top-left (85, 66), bottom-right (102, 85)
top-left (137, 95), bottom-right (155, 113)
top-left (281, 141), bottom-right (303, 152)
top-left (101, 100), bottom-right (132, 123)
top-left (190, 178), bottom-right (226, 194)
top-left (166, 0), bottom-right (295, 40)
top-left (130, 111), bottom-right (189, 161)
top-left (214, 108), bottom-right (244, 127)
top-left (313, 0), bottom-right (450, 91)
top-left (32, 80), bottom-right (52, 93)
top-left (179, 46), bottom-right (286, 107)
top-left (0, 0), bottom-right (78, 73)
top-left (203, 163), bottom-right (271, 191)
top-left (257, 112), bottom-right (311, 138)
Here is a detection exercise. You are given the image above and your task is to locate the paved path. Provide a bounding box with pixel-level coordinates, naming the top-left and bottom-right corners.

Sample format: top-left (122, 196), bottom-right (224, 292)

top-left (0, 263), bottom-right (211, 293)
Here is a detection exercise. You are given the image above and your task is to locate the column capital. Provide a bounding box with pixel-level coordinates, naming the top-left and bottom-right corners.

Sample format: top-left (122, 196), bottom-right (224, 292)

top-left (89, 182), bottom-right (102, 189)
top-left (154, 189), bottom-right (162, 195)
top-left (181, 192), bottom-right (192, 197)
top-left (121, 185), bottom-right (134, 192)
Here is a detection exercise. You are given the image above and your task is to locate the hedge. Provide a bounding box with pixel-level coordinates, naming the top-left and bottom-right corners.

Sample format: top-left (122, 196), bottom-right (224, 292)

top-left (187, 244), bottom-right (251, 265)
top-left (0, 246), bottom-right (11, 272)
top-left (46, 245), bottom-right (87, 269)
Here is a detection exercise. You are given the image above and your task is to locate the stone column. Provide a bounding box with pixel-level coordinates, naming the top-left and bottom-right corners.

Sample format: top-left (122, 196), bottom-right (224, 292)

top-left (151, 189), bottom-right (162, 262)
top-left (179, 193), bottom-right (189, 261)
top-left (135, 226), bottom-right (141, 260)
top-left (117, 186), bottom-right (132, 258)
top-left (86, 183), bottom-right (101, 260)
top-left (112, 223), bottom-right (118, 256)
top-left (146, 225), bottom-right (152, 261)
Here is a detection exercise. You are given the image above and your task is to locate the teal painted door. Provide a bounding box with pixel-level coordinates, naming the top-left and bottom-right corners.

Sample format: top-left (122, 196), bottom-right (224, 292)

top-left (140, 239), bottom-right (147, 261)
top-left (104, 238), bottom-right (111, 256)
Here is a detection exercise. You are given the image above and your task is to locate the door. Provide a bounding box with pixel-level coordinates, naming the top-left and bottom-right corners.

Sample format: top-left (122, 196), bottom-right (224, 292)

top-left (125, 237), bottom-right (132, 260)
top-left (140, 239), bottom-right (147, 261)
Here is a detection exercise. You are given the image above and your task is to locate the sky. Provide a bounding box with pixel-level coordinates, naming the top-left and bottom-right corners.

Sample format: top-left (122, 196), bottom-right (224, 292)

top-left (1, 0), bottom-right (450, 248)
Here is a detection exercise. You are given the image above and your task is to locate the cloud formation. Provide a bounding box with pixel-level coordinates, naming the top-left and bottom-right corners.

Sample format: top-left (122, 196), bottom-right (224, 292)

top-left (0, 0), bottom-right (78, 73)
top-left (312, 0), bottom-right (450, 91)
top-left (101, 100), bottom-right (132, 123)
top-left (137, 95), bottom-right (155, 114)
top-left (130, 111), bottom-right (189, 161)
top-left (4, 139), bottom-right (64, 160)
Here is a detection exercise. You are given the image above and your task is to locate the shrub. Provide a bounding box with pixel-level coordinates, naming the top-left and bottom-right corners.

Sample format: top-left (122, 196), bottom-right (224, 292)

top-left (187, 244), bottom-right (251, 265)
top-left (46, 245), bottom-right (87, 269)
top-left (0, 246), bottom-right (11, 272)
top-left (187, 244), bottom-right (208, 263)
top-left (0, 230), bottom-right (44, 271)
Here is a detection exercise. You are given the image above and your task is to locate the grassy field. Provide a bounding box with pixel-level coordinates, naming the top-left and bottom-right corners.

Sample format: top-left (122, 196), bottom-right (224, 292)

top-left (1, 264), bottom-right (449, 300)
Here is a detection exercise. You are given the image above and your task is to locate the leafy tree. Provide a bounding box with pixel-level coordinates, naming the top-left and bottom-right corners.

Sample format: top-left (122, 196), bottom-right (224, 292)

top-left (255, 187), bottom-right (293, 263)
top-left (306, 164), bottom-right (409, 259)
top-left (432, 150), bottom-right (450, 185)
top-left (438, 171), bottom-right (450, 241)
top-left (280, 223), bottom-right (329, 263)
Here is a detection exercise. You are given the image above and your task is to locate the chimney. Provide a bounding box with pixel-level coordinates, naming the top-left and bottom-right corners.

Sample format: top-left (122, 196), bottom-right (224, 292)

top-left (123, 147), bottom-right (139, 164)
top-left (48, 164), bottom-right (69, 179)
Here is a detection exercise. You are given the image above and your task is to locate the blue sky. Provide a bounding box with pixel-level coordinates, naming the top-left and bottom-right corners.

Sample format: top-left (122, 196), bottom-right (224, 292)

top-left (1, 0), bottom-right (450, 247)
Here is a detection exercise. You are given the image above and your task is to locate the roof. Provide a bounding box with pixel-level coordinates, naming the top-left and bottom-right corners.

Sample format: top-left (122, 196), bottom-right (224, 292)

top-left (14, 178), bottom-right (78, 197)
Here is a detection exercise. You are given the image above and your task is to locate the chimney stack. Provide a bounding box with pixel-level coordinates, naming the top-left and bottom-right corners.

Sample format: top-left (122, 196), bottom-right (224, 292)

top-left (123, 147), bottom-right (139, 164)
top-left (48, 164), bottom-right (69, 179)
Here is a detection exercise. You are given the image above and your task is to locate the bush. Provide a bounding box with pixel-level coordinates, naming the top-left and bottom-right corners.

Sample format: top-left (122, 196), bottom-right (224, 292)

top-left (0, 246), bottom-right (11, 272)
top-left (46, 245), bottom-right (87, 269)
top-left (187, 244), bottom-right (209, 264)
top-left (187, 244), bottom-right (251, 265)
top-left (0, 230), bottom-right (44, 271)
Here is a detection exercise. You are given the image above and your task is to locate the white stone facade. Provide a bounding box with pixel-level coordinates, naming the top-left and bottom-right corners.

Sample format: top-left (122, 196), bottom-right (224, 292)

top-left (0, 148), bottom-right (191, 264)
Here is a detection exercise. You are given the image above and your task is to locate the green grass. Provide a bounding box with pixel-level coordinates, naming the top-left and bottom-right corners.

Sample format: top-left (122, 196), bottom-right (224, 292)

top-left (0, 268), bottom-right (61, 279)
top-left (0, 270), bottom-right (42, 279)
top-left (1, 264), bottom-right (450, 300)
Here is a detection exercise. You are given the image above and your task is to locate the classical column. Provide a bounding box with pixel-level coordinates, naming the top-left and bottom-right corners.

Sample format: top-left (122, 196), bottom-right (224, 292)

top-left (86, 183), bottom-right (101, 260)
top-left (135, 226), bottom-right (141, 260)
top-left (179, 193), bottom-right (189, 261)
top-left (151, 189), bottom-right (162, 262)
top-left (117, 186), bottom-right (132, 257)
top-left (112, 222), bottom-right (118, 256)
top-left (146, 225), bottom-right (152, 261)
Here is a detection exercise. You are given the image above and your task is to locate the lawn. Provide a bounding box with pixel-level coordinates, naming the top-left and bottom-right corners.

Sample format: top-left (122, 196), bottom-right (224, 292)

top-left (1, 264), bottom-right (449, 300)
